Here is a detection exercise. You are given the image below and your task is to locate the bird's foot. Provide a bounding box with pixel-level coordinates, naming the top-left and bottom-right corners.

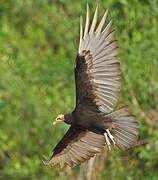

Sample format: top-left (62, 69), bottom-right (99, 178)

top-left (104, 129), bottom-right (115, 150)
top-left (106, 129), bottom-right (115, 145)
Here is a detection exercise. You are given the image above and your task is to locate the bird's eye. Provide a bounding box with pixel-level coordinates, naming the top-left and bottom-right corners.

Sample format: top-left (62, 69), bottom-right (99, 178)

top-left (57, 117), bottom-right (61, 120)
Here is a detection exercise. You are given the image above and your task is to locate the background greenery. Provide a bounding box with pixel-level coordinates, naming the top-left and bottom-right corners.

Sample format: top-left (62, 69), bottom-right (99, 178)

top-left (0, 0), bottom-right (158, 179)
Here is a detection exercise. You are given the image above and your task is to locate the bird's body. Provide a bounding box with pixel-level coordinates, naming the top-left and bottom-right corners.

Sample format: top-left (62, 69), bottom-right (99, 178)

top-left (69, 104), bottom-right (111, 134)
top-left (43, 2), bottom-right (139, 168)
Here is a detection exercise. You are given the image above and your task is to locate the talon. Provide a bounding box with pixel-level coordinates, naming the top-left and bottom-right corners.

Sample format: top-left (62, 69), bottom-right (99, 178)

top-left (106, 129), bottom-right (115, 145)
top-left (104, 132), bottom-right (111, 150)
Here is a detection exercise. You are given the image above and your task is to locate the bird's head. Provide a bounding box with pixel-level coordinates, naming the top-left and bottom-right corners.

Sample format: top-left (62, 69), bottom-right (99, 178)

top-left (53, 114), bottom-right (65, 125)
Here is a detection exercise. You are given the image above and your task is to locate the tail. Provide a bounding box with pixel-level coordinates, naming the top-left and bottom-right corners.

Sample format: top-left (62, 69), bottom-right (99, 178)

top-left (107, 106), bottom-right (139, 150)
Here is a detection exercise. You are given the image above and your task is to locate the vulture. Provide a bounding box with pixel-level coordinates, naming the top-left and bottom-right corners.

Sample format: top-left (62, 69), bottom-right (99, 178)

top-left (43, 3), bottom-right (139, 168)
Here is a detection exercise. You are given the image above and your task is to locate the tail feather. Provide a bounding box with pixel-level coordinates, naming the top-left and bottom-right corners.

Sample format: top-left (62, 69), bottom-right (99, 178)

top-left (107, 106), bottom-right (139, 150)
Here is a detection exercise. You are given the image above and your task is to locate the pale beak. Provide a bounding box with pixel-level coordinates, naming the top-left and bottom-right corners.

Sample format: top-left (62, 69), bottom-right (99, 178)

top-left (52, 114), bottom-right (64, 126)
top-left (53, 121), bottom-right (57, 126)
top-left (52, 119), bottom-right (63, 126)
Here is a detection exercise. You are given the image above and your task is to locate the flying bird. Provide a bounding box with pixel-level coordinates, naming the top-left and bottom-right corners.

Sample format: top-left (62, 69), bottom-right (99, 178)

top-left (43, 3), bottom-right (139, 168)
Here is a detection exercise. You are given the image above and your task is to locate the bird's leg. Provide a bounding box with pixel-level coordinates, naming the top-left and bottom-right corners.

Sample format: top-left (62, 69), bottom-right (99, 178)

top-left (104, 132), bottom-right (111, 150)
top-left (104, 129), bottom-right (115, 150)
top-left (106, 129), bottom-right (115, 145)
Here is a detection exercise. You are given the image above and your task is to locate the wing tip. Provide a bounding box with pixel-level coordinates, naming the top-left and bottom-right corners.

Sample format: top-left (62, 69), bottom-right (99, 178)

top-left (79, 15), bottom-right (83, 54)
top-left (41, 156), bottom-right (50, 166)
top-left (89, 2), bottom-right (99, 34)
top-left (86, 2), bottom-right (89, 10)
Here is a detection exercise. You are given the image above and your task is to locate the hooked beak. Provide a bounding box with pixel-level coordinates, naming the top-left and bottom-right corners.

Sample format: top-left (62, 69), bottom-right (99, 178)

top-left (53, 118), bottom-right (63, 126)
top-left (52, 114), bottom-right (65, 126)
top-left (53, 120), bottom-right (57, 126)
top-left (52, 119), bottom-right (62, 126)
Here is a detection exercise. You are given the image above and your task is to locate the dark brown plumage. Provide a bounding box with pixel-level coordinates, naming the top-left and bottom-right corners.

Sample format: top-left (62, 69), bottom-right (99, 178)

top-left (43, 3), bottom-right (139, 168)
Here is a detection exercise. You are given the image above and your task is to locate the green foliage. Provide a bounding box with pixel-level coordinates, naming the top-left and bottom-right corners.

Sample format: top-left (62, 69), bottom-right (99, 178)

top-left (0, 0), bottom-right (158, 179)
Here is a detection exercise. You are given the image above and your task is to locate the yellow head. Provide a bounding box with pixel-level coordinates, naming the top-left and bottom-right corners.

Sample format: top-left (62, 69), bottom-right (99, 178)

top-left (53, 114), bottom-right (65, 125)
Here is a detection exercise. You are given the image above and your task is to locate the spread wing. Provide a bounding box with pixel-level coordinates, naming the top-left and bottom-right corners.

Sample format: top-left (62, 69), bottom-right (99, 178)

top-left (75, 4), bottom-right (121, 114)
top-left (43, 126), bottom-right (105, 168)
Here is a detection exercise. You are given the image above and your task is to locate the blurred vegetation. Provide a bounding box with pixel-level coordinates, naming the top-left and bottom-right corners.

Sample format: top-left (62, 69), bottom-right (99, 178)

top-left (0, 0), bottom-right (158, 179)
